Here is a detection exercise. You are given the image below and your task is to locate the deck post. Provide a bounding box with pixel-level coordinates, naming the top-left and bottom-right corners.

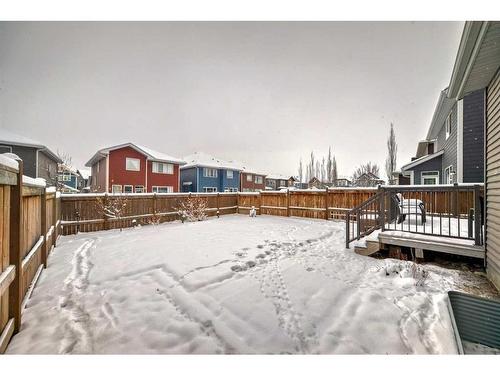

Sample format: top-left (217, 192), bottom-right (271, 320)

top-left (286, 189), bottom-right (290, 217)
top-left (346, 211), bottom-right (350, 249)
top-left (9, 159), bottom-right (23, 333)
top-left (474, 184), bottom-right (482, 246)
top-left (378, 185), bottom-right (385, 232)
top-left (52, 192), bottom-right (57, 247)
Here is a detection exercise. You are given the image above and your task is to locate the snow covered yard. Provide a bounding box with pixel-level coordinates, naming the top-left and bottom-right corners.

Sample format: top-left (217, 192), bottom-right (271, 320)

top-left (6, 215), bottom-right (494, 354)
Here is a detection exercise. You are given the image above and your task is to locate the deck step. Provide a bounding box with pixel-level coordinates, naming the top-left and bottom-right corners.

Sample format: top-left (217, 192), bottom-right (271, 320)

top-left (354, 239), bottom-right (381, 256)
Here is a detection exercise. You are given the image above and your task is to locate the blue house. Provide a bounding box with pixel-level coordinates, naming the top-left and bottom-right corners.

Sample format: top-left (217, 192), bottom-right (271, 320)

top-left (180, 152), bottom-right (242, 192)
top-left (58, 164), bottom-right (81, 192)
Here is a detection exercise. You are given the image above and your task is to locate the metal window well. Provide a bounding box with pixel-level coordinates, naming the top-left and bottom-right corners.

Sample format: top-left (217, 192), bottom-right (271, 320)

top-left (447, 291), bottom-right (500, 354)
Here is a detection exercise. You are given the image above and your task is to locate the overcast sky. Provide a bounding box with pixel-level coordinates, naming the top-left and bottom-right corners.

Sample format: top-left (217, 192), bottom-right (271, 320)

top-left (0, 22), bottom-right (463, 179)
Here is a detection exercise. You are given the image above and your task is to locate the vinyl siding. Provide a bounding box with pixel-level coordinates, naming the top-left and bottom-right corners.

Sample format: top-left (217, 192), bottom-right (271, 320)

top-left (463, 89), bottom-right (486, 183)
top-left (437, 102), bottom-right (458, 182)
top-left (0, 144), bottom-right (37, 178)
top-left (406, 154), bottom-right (443, 184)
top-left (486, 70), bottom-right (500, 290)
top-left (179, 167), bottom-right (198, 192)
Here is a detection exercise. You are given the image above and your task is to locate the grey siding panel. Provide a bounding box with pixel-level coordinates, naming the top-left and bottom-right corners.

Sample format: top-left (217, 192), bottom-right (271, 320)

top-left (486, 70), bottom-right (500, 290)
top-left (0, 144), bottom-right (37, 178)
top-left (437, 102), bottom-right (458, 181)
top-left (463, 89), bottom-right (486, 183)
top-left (406, 155), bottom-right (443, 184)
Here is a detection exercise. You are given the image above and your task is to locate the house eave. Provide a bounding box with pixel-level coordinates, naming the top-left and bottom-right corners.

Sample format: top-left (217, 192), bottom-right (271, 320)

top-left (426, 89), bottom-right (456, 140)
top-left (401, 150), bottom-right (444, 171)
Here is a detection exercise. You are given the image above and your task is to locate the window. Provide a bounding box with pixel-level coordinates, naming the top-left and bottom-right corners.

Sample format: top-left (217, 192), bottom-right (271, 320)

top-left (204, 168), bottom-right (217, 178)
top-left (153, 186), bottom-right (173, 193)
top-left (0, 145), bottom-right (12, 153)
top-left (123, 185), bottom-right (133, 193)
top-left (421, 171), bottom-right (439, 185)
top-left (445, 112), bottom-right (452, 140)
top-left (444, 166), bottom-right (454, 184)
top-left (59, 173), bottom-right (71, 182)
top-left (246, 174), bottom-right (253, 182)
top-left (112, 185), bottom-right (122, 193)
top-left (227, 170), bottom-right (233, 179)
top-left (255, 176), bottom-right (263, 184)
top-left (224, 187), bottom-right (238, 192)
top-left (279, 180), bottom-right (286, 187)
top-left (152, 162), bottom-right (173, 174)
top-left (203, 187), bottom-right (217, 192)
top-left (126, 157), bottom-right (141, 171)
top-left (134, 185), bottom-right (144, 193)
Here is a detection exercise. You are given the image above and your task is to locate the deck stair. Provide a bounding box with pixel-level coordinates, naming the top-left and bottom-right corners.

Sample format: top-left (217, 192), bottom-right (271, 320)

top-left (354, 238), bottom-right (381, 256)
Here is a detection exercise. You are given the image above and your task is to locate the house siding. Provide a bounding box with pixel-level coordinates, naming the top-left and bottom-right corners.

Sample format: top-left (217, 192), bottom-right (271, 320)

top-left (463, 88), bottom-right (486, 183)
top-left (0, 144), bottom-right (37, 178)
top-left (220, 169), bottom-right (240, 191)
top-left (240, 172), bottom-right (266, 191)
top-left (146, 161), bottom-right (180, 192)
top-left (180, 167), bottom-right (198, 192)
top-left (437, 102), bottom-right (458, 182)
top-left (108, 146), bottom-right (147, 192)
top-left (407, 155), bottom-right (443, 184)
top-left (486, 70), bottom-right (500, 290)
top-left (91, 157), bottom-right (107, 192)
top-left (37, 150), bottom-right (59, 186)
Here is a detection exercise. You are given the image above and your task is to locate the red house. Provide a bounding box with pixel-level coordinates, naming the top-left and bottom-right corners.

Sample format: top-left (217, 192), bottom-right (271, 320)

top-left (85, 143), bottom-right (186, 193)
top-left (240, 167), bottom-right (266, 192)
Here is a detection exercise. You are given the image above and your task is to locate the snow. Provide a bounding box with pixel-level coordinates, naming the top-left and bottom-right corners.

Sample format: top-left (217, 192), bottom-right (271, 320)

top-left (134, 144), bottom-right (186, 165)
top-left (182, 152), bottom-right (243, 171)
top-left (0, 153), bottom-right (19, 170)
top-left (0, 128), bottom-right (44, 148)
top-left (22, 175), bottom-right (46, 187)
top-left (6, 215), bottom-right (493, 354)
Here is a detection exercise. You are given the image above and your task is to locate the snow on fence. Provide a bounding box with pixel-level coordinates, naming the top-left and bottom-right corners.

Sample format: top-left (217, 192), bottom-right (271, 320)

top-left (0, 158), bottom-right (61, 354)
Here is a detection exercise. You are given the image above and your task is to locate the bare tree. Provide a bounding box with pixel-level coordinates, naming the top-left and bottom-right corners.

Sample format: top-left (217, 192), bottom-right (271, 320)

top-left (95, 194), bottom-right (129, 231)
top-left (352, 162), bottom-right (380, 186)
top-left (327, 147), bottom-right (332, 183)
top-left (321, 157), bottom-right (326, 182)
top-left (331, 156), bottom-right (338, 185)
top-left (298, 158), bottom-right (303, 183)
top-left (385, 123), bottom-right (398, 184)
top-left (177, 195), bottom-right (208, 222)
top-left (57, 149), bottom-right (73, 168)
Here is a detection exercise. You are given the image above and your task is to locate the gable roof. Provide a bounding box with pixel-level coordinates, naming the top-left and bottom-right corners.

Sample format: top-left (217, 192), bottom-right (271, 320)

top-left (425, 88), bottom-right (456, 140)
top-left (181, 152), bottom-right (243, 171)
top-left (0, 128), bottom-right (62, 163)
top-left (401, 149), bottom-right (444, 171)
top-left (85, 142), bottom-right (186, 167)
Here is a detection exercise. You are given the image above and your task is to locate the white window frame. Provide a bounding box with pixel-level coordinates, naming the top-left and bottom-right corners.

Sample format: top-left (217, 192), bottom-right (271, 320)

top-left (227, 170), bottom-right (234, 179)
top-left (224, 187), bottom-right (238, 192)
top-left (134, 185), bottom-right (144, 193)
top-left (246, 174), bottom-right (253, 182)
top-left (421, 171), bottom-right (440, 185)
top-left (152, 162), bottom-right (174, 174)
top-left (445, 112), bottom-right (452, 140)
top-left (152, 186), bottom-right (173, 193)
top-left (126, 157), bottom-right (141, 171)
top-left (112, 184), bottom-right (122, 193)
top-left (255, 175), bottom-right (263, 184)
top-left (279, 180), bottom-right (286, 187)
top-left (203, 168), bottom-right (218, 178)
top-left (444, 165), bottom-right (454, 184)
top-left (59, 173), bottom-right (71, 182)
top-left (123, 185), bottom-right (133, 193)
top-left (203, 187), bottom-right (217, 193)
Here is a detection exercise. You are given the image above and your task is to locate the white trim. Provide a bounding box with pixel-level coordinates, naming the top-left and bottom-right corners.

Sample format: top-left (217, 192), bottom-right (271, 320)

top-left (444, 165), bottom-right (454, 184)
top-left (134, 185), bottom-right (145, 193)
top-left (420, 170), bottom-right (440, 185)
top-left (35, 149), bottom-right (39, 178)
top-left (152, 186), bottom-right (174, 193)
top-left (125, 157), bottom-right (141, 171)
top-left (409, 170), bottom-right (415, 185)
top-left (203, 167), bottom-right (218, 178)
top-left (445, 111), bottom-right (452, 140)
top-left (401, 150), bottom-right (444, 171)
top-left (123, 185), bottom-right (133, 193)
top-left (112, 184), bottom-right (122, 193)
top-left (457, 99), bottom-right (464, 183)
top-left (203, 187), bottom-right (218, 193)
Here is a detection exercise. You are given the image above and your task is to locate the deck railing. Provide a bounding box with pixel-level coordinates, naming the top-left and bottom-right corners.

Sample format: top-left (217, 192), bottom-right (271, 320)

top-left (345, 184), bottom-right (484, 248)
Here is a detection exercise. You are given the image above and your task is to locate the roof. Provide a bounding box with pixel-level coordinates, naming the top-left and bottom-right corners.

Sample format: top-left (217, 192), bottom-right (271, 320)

top-left (448, 21), bottom-right (500, 100)
top-left (85, 143), bottom-right (186, 167)
top-left (181, 152), bottom-right (243, 171)
top-left (425, 88), bottom-right (456, 140)
top-left (355, 172), bottom-right (383, 181)
top-left (266, 174), bottom-right (291, 180)
top-left (0, 128), bottom-right (62, 163)
top-left (401, 149), bottom-right (444, 171)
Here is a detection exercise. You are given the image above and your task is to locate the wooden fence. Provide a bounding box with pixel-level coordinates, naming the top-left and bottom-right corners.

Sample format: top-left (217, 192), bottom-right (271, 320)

top-left (0, 159), bottom-right (61, 354)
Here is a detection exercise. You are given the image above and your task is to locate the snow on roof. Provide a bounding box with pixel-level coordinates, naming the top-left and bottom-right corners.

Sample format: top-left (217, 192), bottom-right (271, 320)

top-left (85, 142), bottom-right (186, 167)
top-left (0, 128), bottom-right (44, 148)
top-left (181, 152), bottom-right (243, 171)
top-left (266, 174), bottom-right (291, 180)
top-left (0, 153), bottom-right (20, 171)
top-left (0, 129), bottom-right (62, 163)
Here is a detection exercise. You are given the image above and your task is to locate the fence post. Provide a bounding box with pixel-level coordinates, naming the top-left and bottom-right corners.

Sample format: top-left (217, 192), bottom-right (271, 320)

top-left (259, 191), bottom-right (262, 216)
top-left (153, 193), bottom-right (157, 215)
top-left (325, 188), bottom-right (329, 220)
top-left (346, 211), bottom-right (350, 249)
top-left (41, 188), bottom-right (47, 268)
top-left (453, 182), bottom-right (459, 217)
top-left (474, 184), bottom-right (482, 246)
top-left (103, 193), bottom-right (109, 230)
top-left (52, 192), bottom-right (57, 246)
top-left (236, 192), bottom-right (239, 214)
top-left (379, 185), bottom-right (385, 231)
top-left (9, 159), bottom-right (23, 333)
top-left (286, 189), bottom-right (290, 217)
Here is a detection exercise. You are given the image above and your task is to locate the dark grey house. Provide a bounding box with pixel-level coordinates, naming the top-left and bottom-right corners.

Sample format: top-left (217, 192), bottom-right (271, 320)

top-left (0, 129), bottom-right (62, 185)
top-left (401, 86), bottom-right (485, 184)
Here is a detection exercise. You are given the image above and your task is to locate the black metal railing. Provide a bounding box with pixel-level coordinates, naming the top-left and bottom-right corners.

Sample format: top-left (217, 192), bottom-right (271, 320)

top-left (345, 183), bottom-right (484, 248)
